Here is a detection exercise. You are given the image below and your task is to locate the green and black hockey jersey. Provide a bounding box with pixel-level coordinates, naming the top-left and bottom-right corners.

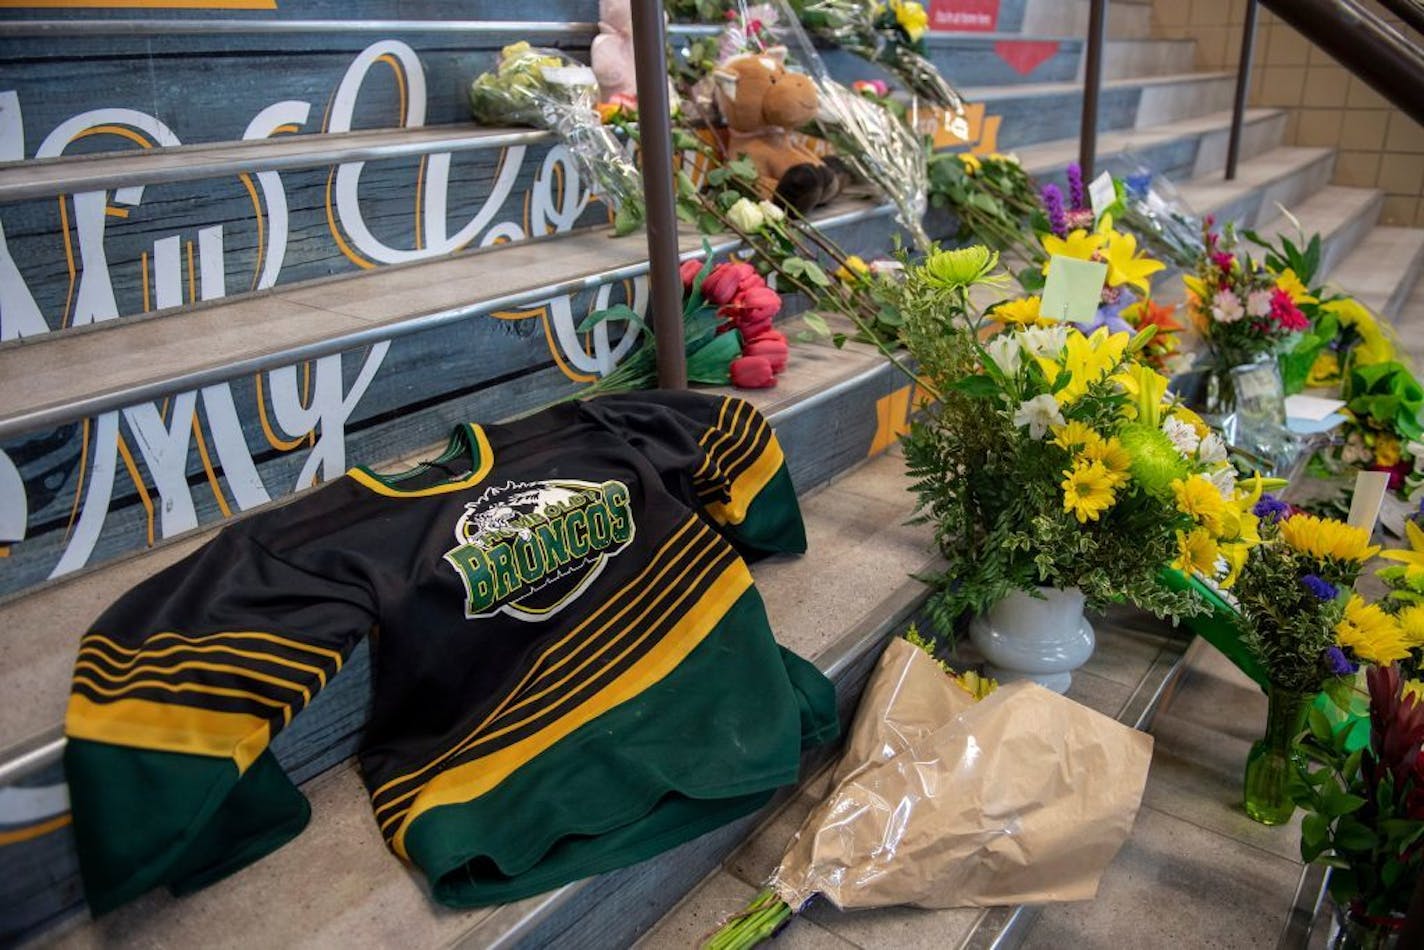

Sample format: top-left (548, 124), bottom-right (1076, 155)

top-left (64, 391), bottom-right (837, 914)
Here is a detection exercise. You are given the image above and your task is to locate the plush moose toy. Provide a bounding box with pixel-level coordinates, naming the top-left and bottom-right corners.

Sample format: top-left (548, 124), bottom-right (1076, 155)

top-left (713, 48), bottom-right (842, 214)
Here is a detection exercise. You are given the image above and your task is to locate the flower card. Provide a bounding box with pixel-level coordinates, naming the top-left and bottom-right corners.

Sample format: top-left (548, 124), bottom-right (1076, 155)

top-left (1040, 255), bottom-right (1108, 325)
top-left (1088, 171), bottom-right (1116, 219)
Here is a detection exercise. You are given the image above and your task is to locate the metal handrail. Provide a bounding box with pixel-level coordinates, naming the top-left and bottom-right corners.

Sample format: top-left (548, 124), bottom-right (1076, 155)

top-left (1078, 0), bottom-right (1109, 181)
top-left (1377, 0), bottom-right (1424, 35)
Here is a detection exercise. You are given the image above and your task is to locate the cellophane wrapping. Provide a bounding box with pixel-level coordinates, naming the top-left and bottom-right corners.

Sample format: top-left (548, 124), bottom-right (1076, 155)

top-left (769, 638), bottom-right (1153, 912)
top-left (469, 43), bottom-right (645, 235)
top-left (1118, 164), bottom-right (1203, 269)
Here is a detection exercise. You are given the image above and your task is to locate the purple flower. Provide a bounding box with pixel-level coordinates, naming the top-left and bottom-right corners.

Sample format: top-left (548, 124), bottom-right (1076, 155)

top-left (1301, 574), bottom-right (1338, 601)
top-left (1041, 183), bottom-right (1068, 238)
top-left (1066, 162), bottom-right (1086, 211)
top-left (1253, 494), bottom-right (1291, 522)
top-left (1325, 646), bottom-right (1358, 676)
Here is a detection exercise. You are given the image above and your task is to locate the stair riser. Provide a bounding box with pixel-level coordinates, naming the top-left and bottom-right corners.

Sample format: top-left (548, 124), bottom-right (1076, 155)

top-left (0, 206), bottom-right (900, 598)
top-left (982, 76), bottom-right (1236, 151)
top-left (1208, 152), bottom-right (1336, 231)
top-left (1021, 0), bottom-right (1153, 39)
top-left (0, 359), bottom-right (919, 945)
top-left (1316, 193), bottom-right (1384, 282)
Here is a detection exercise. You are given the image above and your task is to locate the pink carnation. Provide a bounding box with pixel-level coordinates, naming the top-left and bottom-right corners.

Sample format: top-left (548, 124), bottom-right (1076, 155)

top-left (1270, 288), bottom-right (1308, 331)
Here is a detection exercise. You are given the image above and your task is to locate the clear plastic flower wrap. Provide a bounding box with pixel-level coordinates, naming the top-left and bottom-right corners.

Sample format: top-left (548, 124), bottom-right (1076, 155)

top-left (1116, 163), bottom-right (1203, 269)
top-left (742, 0), bottom-right (932, 249)
top-left (792, 0), bottom-right (967, 117)
top-left (469, 42), bottom-right (645, 236)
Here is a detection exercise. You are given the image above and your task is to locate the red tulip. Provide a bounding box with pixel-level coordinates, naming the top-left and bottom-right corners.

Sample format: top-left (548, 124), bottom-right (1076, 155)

top-left (700, 263), bottom-right (746, 305)
top-left (737, 285), bottom-right (782, 322)
top-left (730, 355), bottom-right (776, 389)
top-left (744, 328), bottom-right (788, 347)
top-left (733, 310), bottom-right (774, 343)
top-left (679, 258), bottom-right (703, 290)
top-left (743, 337), bottom-right (789, 373)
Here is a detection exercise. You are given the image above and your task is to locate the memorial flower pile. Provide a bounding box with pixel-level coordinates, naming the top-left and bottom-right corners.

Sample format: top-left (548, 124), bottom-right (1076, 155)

top-left (926, 150), bottom-right (1041, 259)
top-left (896, 247), bottom-right (1262, 637)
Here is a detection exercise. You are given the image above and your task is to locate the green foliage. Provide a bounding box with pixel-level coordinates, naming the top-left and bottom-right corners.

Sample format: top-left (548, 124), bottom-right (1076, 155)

top-left (1292, 683), bottom-right (1424, 919)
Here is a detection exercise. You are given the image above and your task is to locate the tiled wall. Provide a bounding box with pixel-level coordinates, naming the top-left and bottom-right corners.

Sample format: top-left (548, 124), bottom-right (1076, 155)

top-left (1150, 0), bottom-right (1424, 227)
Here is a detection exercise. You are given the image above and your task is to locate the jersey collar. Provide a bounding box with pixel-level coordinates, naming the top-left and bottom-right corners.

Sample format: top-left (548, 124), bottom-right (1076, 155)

top-left (347, 423), bottom-right (494, 497)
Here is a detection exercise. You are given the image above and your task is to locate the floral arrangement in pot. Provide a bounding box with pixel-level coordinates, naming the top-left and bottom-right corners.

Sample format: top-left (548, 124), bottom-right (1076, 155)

top-left (896, 246), bottom-right (1262, 691)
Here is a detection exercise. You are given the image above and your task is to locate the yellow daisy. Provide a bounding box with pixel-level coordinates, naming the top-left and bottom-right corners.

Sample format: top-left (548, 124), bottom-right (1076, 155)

top-left (1281, 514), bottom-right (1381, 564)
top-left (993, 296), bottom-right (1050, 327)
top-left (958, 152), bottom-right (982, 175)
top-left (1173, 475), bottom-right (1227, 535)
top-left (1040, 228), bottom-right (1104, 268)
top-left (1080, 435), bottom-right (1132, 485)
top-left (1335, 596), bottom-right (1411, 666)
top-left (1062, 460), bottom-right (1118, 523)
top-left (1172, 527), bottom-right (1220, 576)
top-left (1052, 420), bottom-right (1101, 451)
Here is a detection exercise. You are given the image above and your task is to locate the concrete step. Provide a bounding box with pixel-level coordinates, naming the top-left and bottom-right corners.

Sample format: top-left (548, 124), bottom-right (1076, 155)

top-left (1175, 145), bottom-right (1338, 231)
top-left (1395, 274), bottom-right (1424, 365)
top-left (637, 607), bottom-right (1194, 950)
top-left (1251, 186), bottom-right (1385, 286)
top-left (965, 71), bottom-right (1238, 152)
top-left (1324, 226), bottom-right (1424, 322)
top-left (0, 197), bottom-right (903, 599)
top-left (3, 443), bottom-right (938, 948)
top-left (1101, 37), bottom-right (1199, 81)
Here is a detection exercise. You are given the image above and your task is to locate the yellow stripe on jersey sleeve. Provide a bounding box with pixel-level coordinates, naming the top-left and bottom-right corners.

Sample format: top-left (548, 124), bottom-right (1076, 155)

top-left (65, 694), bottom-right (273, 774)
top-left (704, 437), bottom-right (785, 526)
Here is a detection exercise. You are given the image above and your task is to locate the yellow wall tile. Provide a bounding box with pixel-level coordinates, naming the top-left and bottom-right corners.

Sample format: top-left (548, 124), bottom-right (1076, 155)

top-left (1266, 22), bottom-right (1311, 65)
top-left (1385, 114), bottom-right (1424, 154)
top-left (1346, 77), bottom-right (1391, 110)
top-left (1378, 154), bottom-right (1424, 196)
top-left (1154, 0), bottom-right (1191, 29)
top-left (1415, 197), bottom-right (1424, 229)
top-left (1296, 109), bottom-right (1345, 148)
top-left (1259, 66), bottom-right (1306, 107)
top-left (1302, 67), bottom-right (1348, 108)
top-left (1340, 110), bottom-right (1391, 151)
top-left (1334, 151), bottom-right (1382, 188)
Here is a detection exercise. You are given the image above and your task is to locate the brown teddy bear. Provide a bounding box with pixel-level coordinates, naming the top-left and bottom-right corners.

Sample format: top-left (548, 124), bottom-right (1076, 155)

top-left (713, 48), bottom-right (843, 214)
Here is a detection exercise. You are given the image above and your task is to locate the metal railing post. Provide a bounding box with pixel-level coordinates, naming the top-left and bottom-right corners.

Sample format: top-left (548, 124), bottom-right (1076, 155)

top-left (1079, 0), bottom-right (1108, 182)
top-left (629, 0), bottom-right (687, 389)
top-left (1226, 0), bottom-right (1259, 181)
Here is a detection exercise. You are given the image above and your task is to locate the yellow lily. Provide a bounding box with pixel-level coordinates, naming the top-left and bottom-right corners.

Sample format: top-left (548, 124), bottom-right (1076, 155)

top-left (1101, 227), bottom-right (1165, 295)
top-left (1040, 327), bottom-right (1130, 405)
top-left (1112, 362), bottom-right (1170, 426)
top-left (1040, 228), bottom-right (1104, 271)
top-left (1382, 520), bottom-right (1424, 572)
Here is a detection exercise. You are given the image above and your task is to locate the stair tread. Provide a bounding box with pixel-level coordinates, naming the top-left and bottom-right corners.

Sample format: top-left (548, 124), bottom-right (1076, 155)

top-left (1012, 107), bottom-right (1284, 176)
top-left (0, 197), bottom-right (895, 439)
top-left (1172, 146), bottom-right (1335, 212)
top-left (0, 335), bottom-right (897, 759)
top-left (45, 449), bottom-right (934, 949)
top-left (1324, 226), bottom-right (1424, 319)
top-left (0, 124), bottom-right (553, 203)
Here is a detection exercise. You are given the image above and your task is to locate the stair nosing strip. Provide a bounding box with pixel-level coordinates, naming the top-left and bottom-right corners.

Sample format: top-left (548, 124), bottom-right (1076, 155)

top-left (0, 19), bottom-right (599, 37)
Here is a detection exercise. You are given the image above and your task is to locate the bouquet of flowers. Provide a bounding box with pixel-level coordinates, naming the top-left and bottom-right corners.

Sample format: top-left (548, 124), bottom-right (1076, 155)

top-left (575, 247), bottom-right (786, 395)
top-left (790, 0), bottom-right (967, 115)
top-left (1291, 665), bottom-right (1424, 941)
top-left (1116, 167), bottom-right (1203, 269)
top-left (1213, 498), bottom-right (1404, 823)
top-left (895, 246), bottom-right (1261, 637)
top-left (927, 151), bottom-right (1041, 259)
top-left (1184, 222), bottom-right (1310, 403)
top-left (469, 42), bottom-right (645, 235)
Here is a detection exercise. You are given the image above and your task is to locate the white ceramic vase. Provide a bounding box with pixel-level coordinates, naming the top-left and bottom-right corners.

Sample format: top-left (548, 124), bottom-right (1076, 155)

top-left (968, 586), bottom-right (1096, 694)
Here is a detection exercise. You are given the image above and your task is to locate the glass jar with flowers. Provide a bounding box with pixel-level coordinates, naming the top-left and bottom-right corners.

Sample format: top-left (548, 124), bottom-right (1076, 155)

top-left (1184, 222), bottom-right (1311, 416)
top-left (1218, 504), bottom-right (1407, 824)
top-left (1292, 666), bottom-right (1423, 949)
top-left (895, 246), bottom-right (1262, 690)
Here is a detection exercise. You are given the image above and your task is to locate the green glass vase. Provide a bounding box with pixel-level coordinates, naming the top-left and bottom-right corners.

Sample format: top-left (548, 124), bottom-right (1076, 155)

top-left (1243, 685), bottom-right (1312, 825)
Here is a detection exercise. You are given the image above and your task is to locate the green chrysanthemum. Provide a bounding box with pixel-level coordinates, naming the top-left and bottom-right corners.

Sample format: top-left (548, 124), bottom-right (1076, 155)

top-left (1117, 422), bottom-right (1189, 496)
top-left (922, 245), bottom-right (1000, 290)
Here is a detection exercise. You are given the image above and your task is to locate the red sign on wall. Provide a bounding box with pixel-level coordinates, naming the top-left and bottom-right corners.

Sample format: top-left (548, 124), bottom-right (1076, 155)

top-left (929, 0), bottom-right (1000, 32)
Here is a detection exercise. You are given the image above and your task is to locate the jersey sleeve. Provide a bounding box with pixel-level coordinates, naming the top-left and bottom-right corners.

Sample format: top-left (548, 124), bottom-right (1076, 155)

top-left (63, 527), bottom-right (375, 915)
top-left (586, 391), bottom-right (807, 557)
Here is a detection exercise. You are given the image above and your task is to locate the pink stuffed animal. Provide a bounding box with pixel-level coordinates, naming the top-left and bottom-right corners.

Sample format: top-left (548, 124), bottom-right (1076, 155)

top-left (591, 0), bottom-right (638, 104)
